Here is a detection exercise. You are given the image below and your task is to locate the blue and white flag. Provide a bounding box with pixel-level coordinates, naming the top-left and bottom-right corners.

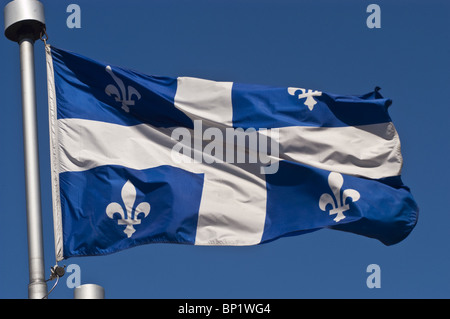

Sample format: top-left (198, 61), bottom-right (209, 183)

top-left (46, 45), bottom-right (418, 261)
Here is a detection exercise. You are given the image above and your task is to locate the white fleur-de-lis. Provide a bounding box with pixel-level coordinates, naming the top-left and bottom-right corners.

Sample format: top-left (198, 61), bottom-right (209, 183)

top-left (106, 180), bottom-right (151, 238)
top-left (105, 65), bottom-right (141, 113)
top-left (319, 172), bottom-right (360, 222)
top-left (288, 87), bottom-right (322, 111)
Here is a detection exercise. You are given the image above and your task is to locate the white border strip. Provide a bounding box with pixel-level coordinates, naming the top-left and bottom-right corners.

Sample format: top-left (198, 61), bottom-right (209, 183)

top-left (46, 45), bottom-right (64, 262)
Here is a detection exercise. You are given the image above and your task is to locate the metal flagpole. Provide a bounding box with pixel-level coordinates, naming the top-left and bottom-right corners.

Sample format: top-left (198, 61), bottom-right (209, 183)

top-left (4, 0), bottom-right (48, 299)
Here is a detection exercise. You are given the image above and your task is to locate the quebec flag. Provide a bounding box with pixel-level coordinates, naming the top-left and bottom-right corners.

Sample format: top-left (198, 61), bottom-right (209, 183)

top-left (46, 45), bottom-right (418, 261)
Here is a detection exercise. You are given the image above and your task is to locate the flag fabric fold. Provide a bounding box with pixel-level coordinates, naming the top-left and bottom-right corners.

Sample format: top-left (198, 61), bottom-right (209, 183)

top-left (46, 45), bottom-right (418, 261)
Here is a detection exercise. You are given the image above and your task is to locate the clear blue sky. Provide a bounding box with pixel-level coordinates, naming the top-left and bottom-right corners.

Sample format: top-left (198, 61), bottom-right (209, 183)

top-left (0, 0), bottom-right (449, 299)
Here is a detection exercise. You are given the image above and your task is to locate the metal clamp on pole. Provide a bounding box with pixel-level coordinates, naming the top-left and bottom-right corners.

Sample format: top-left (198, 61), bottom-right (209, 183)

top-left (4, 0), bottom-right (47, 299)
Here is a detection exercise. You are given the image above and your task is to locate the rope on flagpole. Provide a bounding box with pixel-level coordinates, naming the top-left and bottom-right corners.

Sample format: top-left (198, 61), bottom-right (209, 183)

top-left (42, 275), bottom-right (59, 299)
top-left (42, 264), bottom-right (66, 299)
top-left (39, 27), bottom-right (48, 46)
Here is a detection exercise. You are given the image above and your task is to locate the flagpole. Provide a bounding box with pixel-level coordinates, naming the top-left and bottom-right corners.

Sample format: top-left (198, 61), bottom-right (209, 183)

top-left (4, 0), bottom-right (48, 299)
